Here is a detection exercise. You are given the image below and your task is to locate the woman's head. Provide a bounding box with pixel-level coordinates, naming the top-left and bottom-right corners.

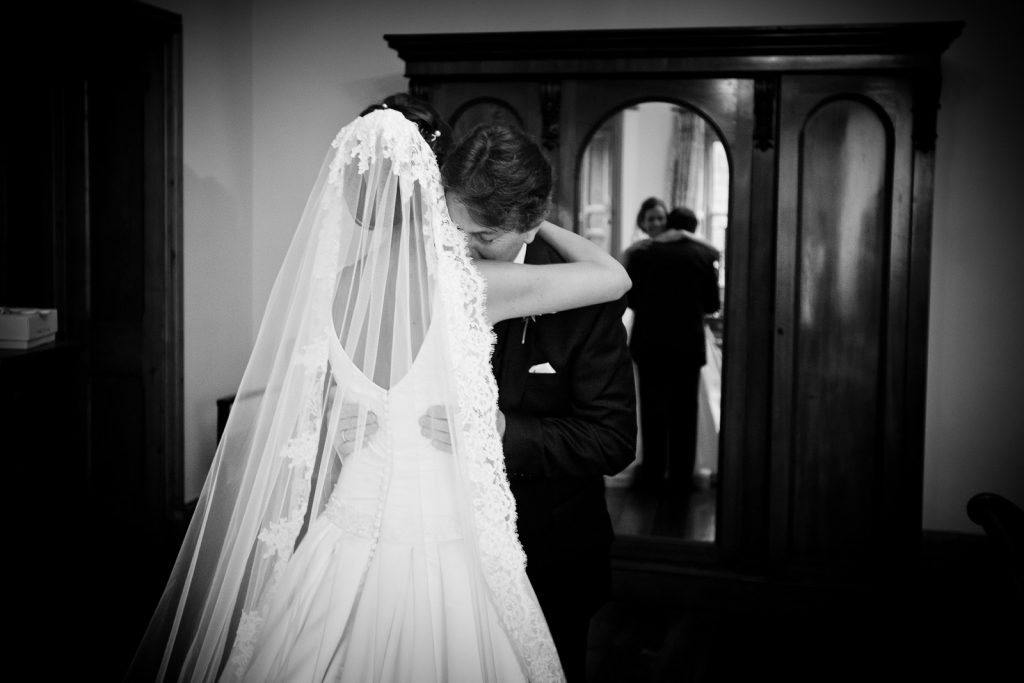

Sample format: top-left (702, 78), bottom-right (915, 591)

top-left (636, 197), bottom-right (668, 237)
top-left (360, 93), bottom-right (453, 165)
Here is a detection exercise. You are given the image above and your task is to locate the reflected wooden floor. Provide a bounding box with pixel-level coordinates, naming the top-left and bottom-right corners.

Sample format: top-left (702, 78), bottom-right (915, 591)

top-left (605, 462), bottom-right (716, 542)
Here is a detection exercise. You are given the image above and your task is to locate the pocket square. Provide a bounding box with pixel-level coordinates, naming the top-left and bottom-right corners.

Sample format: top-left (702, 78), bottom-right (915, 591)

top-left (528, 362), bottom-right (556, 374)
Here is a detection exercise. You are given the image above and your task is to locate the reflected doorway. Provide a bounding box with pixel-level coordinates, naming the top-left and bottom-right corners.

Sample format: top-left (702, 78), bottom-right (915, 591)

top-left (579, 101), bottom-right (728, 543)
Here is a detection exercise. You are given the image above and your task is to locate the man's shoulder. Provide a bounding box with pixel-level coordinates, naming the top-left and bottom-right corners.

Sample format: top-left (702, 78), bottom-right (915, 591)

top-left (692, 239), bottom-right (720, 260)
top-left (623, 239), bottom-right (654, 260)
top-left (661, 236), bottom-right (719, 261)
top-left (526, 234), bottom-right (565, 265)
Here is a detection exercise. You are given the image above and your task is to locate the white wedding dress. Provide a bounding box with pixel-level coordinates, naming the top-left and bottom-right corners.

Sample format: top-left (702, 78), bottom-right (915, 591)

top-left (236, 318), bottom-right (527, 682)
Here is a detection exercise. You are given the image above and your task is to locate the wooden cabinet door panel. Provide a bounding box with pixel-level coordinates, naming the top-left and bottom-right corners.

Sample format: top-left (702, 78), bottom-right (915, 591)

top-left (772, 74), bottom-right (914, 578)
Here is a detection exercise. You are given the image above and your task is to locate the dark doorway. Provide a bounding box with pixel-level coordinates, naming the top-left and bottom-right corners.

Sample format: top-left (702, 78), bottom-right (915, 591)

top-left (0, 3), bottom-right (183, 677)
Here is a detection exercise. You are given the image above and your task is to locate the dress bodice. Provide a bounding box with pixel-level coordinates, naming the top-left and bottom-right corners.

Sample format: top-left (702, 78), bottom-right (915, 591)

top-left (326, 315), bottom-right (455, 443)
top-left (323, 319), bottom-right (462, 545)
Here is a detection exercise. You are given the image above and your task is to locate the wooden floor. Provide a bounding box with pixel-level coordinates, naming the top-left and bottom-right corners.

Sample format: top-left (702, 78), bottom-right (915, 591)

top-left (594, 463), bottom-right (1022, 681)
top-left (587, 599), bottom-right (714, 683)
top-left (28, 528), bottom-right (1021, 682)
top-left (585, 531), bottom-right (1024, 683)
top-left (605, 462), bottom-right (716, 542)
top-left (33, 470), bottom-right (1018, 682)
top-left (585, 585), bottom-right (1022, 683)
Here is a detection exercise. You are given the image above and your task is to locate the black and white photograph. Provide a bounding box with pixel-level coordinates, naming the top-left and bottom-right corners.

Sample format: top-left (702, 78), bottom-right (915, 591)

top-left (1, 0), bottom-right (1021, 681)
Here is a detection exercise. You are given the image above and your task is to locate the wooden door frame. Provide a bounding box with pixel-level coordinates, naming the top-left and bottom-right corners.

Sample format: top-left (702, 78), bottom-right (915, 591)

top-left (72, 2), bottom-right (185, 527)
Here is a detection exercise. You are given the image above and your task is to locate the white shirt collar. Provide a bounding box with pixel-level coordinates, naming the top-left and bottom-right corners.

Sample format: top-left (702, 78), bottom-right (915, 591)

top-left (514, 243), bottom-right (527, 265)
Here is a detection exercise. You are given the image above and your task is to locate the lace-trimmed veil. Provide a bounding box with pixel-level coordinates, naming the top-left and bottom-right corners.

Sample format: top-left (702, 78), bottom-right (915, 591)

top-left (128, 109), bottom-right (562, 682)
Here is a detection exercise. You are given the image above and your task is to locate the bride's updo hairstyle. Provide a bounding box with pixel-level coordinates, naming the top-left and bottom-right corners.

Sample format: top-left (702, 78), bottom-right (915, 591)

top-left (360, 93), bottom-right (453, 165)
top-left (440, 124), bottom-right (552, 234)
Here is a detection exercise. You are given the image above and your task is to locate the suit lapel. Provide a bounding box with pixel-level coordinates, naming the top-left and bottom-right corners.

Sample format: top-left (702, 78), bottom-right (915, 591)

top-left (494, 318), bottom-right (528, 409)
top-left (493, 239), bottom-right (553, 409)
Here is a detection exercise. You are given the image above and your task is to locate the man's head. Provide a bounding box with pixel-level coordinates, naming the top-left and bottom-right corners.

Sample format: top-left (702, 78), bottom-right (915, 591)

top-left (441, 124), bottom-right (552, 261)
top-left (667, 207), bottom-right (699, 234)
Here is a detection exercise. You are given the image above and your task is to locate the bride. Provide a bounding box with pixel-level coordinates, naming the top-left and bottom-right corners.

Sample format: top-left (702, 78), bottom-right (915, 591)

top-left (128, 96), bottom-right (629, 683)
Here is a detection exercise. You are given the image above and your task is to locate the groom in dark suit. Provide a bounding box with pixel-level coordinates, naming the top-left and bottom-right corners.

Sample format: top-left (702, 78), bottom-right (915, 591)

top-left (440, 124), bottom-right (637, 682)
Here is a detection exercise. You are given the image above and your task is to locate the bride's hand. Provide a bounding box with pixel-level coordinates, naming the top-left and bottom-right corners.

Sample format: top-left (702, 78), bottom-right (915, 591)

top-left (335, 401), bottom-right (378, 456)
top-left (420, 405), bottom-right (452, 452)
top-left (420, 405), bottom-right (506, 452)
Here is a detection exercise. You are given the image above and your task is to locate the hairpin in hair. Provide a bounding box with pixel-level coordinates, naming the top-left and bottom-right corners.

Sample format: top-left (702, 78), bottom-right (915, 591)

top-left (430, 130), bottom-right (441, 142)
top-left (381, 102), bottom-right (389, 109)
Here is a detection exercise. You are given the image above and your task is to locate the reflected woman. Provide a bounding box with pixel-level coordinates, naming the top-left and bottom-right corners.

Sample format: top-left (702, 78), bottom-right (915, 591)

top-left (634, 196), bottom-right (667, 241)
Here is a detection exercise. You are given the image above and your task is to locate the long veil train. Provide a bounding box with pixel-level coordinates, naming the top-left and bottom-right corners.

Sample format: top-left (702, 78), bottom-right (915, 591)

top-left (128, 108), bottom-right (562, 682)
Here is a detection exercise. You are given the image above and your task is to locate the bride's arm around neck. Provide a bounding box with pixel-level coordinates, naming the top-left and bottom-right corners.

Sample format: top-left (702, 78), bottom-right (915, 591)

top-left (477, 221), bottom-right (631, 324)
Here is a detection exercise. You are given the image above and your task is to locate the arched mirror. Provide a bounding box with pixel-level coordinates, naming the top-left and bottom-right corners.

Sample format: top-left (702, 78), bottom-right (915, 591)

top-left (579, 101), bottom-right (729, 544)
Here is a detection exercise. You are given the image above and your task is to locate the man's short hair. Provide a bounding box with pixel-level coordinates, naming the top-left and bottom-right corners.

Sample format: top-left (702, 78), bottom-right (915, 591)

top-left (667, 207), bottom-right (699, 233)
top-left (441, 124), bottom-right (552, 233)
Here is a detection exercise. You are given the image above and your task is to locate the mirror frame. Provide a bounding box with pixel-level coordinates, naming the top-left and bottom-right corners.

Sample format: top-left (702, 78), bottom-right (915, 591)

top-left (576, 98), bottom-right (731, 549)
top-left (566, 80), bottom-right (755, 575)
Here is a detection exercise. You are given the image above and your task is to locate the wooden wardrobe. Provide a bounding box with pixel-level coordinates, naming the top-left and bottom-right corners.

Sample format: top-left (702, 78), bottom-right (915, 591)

top-left (386, 23), bottom-right (962, 602)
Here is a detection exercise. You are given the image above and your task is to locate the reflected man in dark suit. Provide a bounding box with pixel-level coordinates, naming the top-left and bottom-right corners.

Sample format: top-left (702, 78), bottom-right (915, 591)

top-left (624, 203), bottom-right (720, 492)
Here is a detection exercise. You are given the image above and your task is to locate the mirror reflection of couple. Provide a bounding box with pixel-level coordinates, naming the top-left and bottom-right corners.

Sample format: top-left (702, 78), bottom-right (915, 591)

top-left (129, 93), bottom-right (637, 683)
top-left (624, 198), bottom-right (721, 495)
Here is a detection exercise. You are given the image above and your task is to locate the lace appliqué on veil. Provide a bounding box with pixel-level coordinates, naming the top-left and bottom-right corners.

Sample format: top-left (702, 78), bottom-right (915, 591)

top-left (426, 180), bottom-right (563, 681)
top-left (329, 109), bottom-right (439, 214)
top-left (223, 206), bottom-right (339, 680)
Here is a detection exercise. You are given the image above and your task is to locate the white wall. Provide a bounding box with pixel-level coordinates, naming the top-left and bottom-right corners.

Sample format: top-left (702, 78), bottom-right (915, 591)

top-left (166, 0), bottom-right (1023, 531)
top-left (619, 104), bottom-right (677, 245)
top-left (918, 2), bottom-right (1024, 531)
top-left (147, 0), bottom-right (254, 498)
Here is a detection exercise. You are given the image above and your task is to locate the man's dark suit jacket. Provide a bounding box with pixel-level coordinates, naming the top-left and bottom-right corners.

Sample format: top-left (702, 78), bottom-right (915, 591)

top-left (490, 235), bottom-right (637, 611)
top-left (625, 237), bottom-right (720, 366)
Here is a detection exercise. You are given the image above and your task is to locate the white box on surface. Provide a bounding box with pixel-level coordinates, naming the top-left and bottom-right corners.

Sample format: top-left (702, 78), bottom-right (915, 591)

top-left (0, 333), bottom-right (56, 350)
top-left (0, 308), bottom-right (59, 341)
